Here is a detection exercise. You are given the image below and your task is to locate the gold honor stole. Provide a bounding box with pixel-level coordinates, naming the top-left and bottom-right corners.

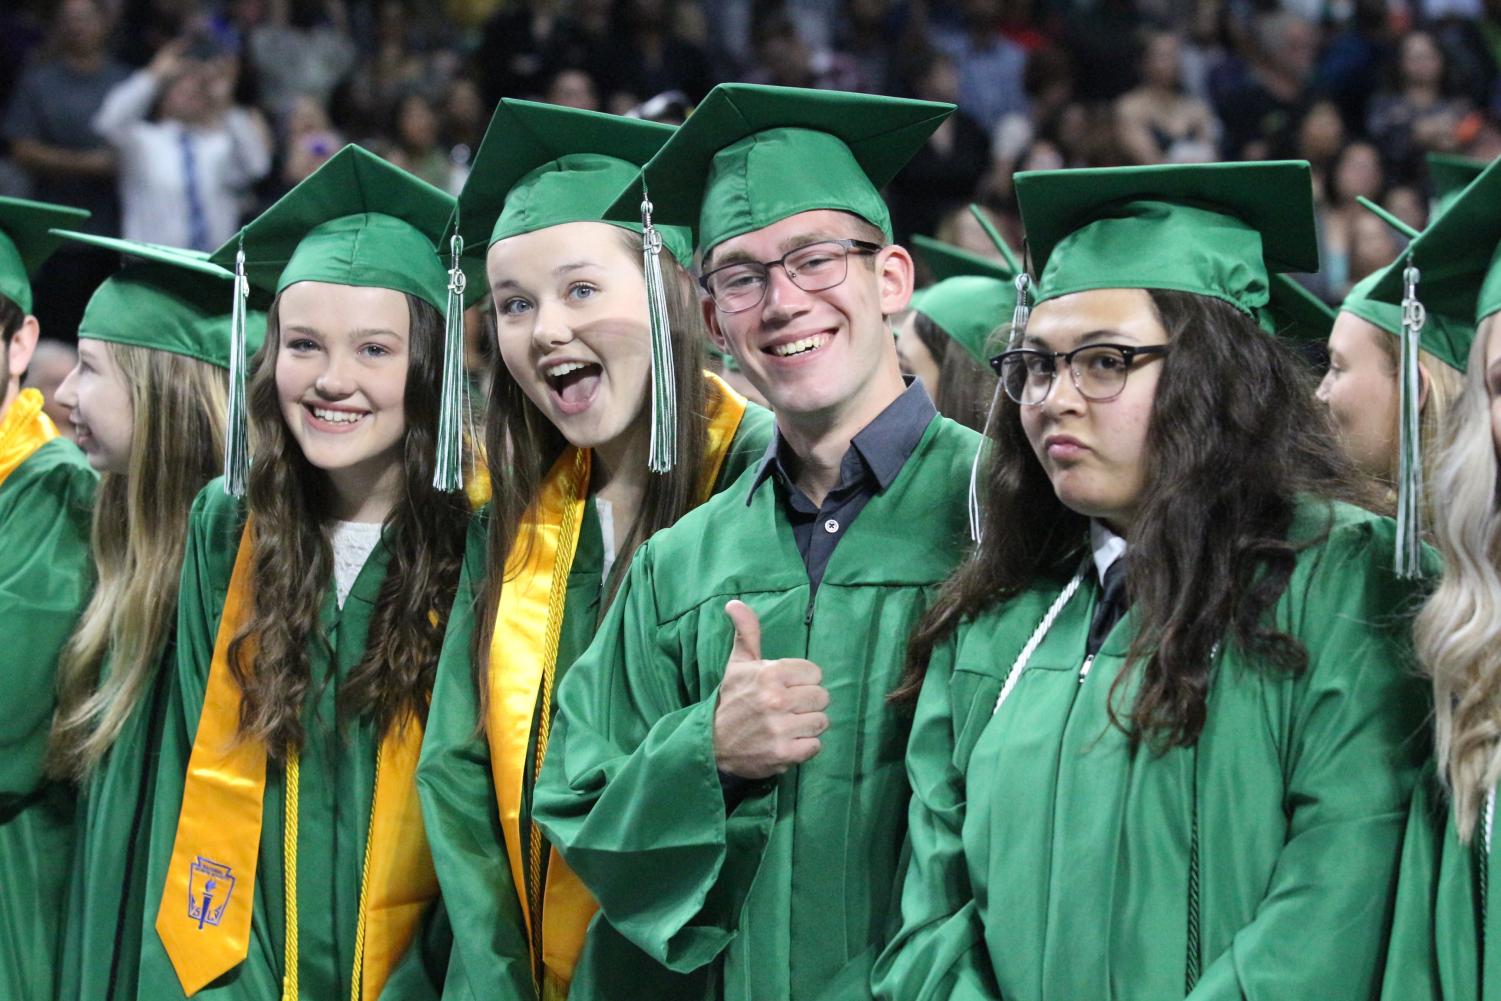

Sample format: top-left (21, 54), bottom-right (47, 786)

top-left (0, 388), bottom-right (59, 491)
top-left (489, 372), bottom-right (749, 997)
top-left (156, 520), bottom-right (438, 1000)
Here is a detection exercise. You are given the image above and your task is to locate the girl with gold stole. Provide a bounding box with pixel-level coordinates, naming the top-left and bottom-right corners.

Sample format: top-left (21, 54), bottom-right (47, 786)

top-left (46, 233), bottom-right (268, 1001)
top-left (138, 145), bottom-right (482, 1001)
top-left (414, 100), bottom-right (772, 1000)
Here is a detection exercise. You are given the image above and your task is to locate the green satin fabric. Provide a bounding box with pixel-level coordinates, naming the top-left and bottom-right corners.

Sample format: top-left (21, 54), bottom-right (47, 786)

top-left (875, 501), bottom-right (1430, 1001)
top-left (55, 646), bottom-right (172, 1001)
top-left (532, 415), bottom-right (979, 1001)
top-left (1380, 768), bottom-right (1501, 1001)
top-left (135, 482), bottom-right (449, 1000)
top-left (415, 404), bottom-right (774, 1000)
top-left (0, 436), bottom-right (95, 1001)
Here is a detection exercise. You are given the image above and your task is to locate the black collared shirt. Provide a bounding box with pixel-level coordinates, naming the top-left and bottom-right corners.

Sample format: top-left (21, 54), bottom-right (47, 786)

top-left (745, 379), bottom-right (937, 595)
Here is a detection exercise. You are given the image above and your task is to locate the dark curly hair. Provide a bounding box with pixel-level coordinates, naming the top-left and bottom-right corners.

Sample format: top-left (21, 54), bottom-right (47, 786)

top-left (894, 289), bottom-right (1374, 748)
top-left (229, 290), bottom-right (471, 762)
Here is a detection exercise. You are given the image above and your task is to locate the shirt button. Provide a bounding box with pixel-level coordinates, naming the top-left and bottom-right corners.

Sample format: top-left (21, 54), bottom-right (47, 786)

top-left (824, 518), bottom-right (840, 534)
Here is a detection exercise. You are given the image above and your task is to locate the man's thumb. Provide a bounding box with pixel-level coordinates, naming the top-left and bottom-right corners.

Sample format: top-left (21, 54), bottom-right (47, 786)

top-left (725, 599), bottom-right (762, 662)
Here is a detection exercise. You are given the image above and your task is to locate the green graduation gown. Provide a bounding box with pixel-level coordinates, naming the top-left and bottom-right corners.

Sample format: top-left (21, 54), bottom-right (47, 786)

top-left (872, 501), bottom-right (1431, 1001)
top-left (1379, 767), bottom-right (1494, 1000)
top-left (0, 435), bottom-right (95, 1001)
top-left (55, 644), bottom-right (173, 1001)
top-left (533, 414), bottom-right (981, 1001)
top-left (416, 403), bottom-right (774, 1001)
top-left (136, 481), bottom-right (449, 1000)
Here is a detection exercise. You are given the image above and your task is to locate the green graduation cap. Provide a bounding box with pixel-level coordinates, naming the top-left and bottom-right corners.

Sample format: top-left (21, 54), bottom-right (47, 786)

top-left (209, 144), bottom-right (468, 310)
top-left (209, 145), bottom-right (479, 494)
top-left (54, 230), bottom-right (267, 368)
top-left (454, 98), bottom-right (692, 267)
top-left (909, 276), bottom-right (1015, 365)
top-left (605, 83), bottom-right (954, 255)
top-left (1262, 274), bottom-right (1335, 343)
top-left (0, 196), bottom-right (90, 315)
top-left (911, 235), bottom-right (1013, 283)
top-left (1427, 152), bottom-right (1489, 217)
top-left (1014, 161), bottom-right (1319, 317)
top-left (967, 204), bottom-right (1021, 274)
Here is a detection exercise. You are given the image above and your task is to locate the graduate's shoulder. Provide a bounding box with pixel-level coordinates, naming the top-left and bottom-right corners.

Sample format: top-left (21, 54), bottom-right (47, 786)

top-left (0, 436), bottom-right (97, 516)
top-left (185, 477), bottom-right (250, 566)
top-left (1286, 496), bottom-right (1414, 579)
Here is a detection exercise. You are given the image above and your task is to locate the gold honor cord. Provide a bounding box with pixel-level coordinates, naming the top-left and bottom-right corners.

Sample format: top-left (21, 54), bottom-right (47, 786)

top-left (488, 373), bottom-right (750, 994)
top-left (159, 521), bottom-right (439, 999)
top-left (0, 389), bottom-right (59, 490)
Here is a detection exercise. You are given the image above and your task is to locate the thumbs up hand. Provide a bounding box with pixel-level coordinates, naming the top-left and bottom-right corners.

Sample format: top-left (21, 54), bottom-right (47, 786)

top-left (713, 600), bottom-right (830, 780)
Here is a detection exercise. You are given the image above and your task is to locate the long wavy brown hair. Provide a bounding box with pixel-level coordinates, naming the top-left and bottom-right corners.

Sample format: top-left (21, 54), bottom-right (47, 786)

top-left (896, 290), bottom-right (1372, 747)
top-left (470, 228), bottom-right (709, 716)
top-left (229, 291), bottom-right (471, 762)
top-left (47, 342), bottom-right (226, 779)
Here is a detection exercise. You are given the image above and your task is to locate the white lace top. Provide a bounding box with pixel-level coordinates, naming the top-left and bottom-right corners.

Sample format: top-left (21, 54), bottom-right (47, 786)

top-left (331, 520), bottom-right (383, 609)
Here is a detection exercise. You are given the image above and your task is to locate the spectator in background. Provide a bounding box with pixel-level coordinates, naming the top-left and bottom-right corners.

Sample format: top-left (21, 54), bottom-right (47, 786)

top-left (833, 0), bottom-right (910, 94)
top-left (888, 49), bottom-right (991, 242)
top-left (742, 12), bottom-right (867, 92)
top-left (929, 0), bottom-right (1029, 133)
top-left (1295, 100), bottom-right (1346, 201)
top-left (602, 0), bottom-right (715, 108)
top-left (248, 0), bottom-right (356, 123)
top-left (477, 0), bottom-right (565, 103)
top-left (441, 76), bottom-right (486, 194)
top-left (1116, 30), bottom-right (1220, 164)
top-left (987, 45), bottom-right (1074, 201)
top-left (3, 0), bottom-right (129, 338)
top-left (278, 94), bottom-right (343, 191)
top-left (1319, 140), bottom-right (1385, 300)
top-left (545, 67), bottom-right (600, 110)
top-left (22, 339), bottom-right (79, 443)
top-left (384, 92), bottom-right (450, 191)
top-left (94, 38), bottom-right (272, 250)
top-left (1213, 10), bottom-right (1320, 159)
top-left (1367, 31), bottom-right (1474, 185)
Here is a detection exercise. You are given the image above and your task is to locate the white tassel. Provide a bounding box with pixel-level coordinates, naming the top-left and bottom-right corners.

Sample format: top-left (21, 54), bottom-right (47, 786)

top-left (642, 191), bottom-right (677, 473)
top-left (223, 243), bottom-right (251, 497)
top-left (433, 233), bottom-right (468, 491)
top-left (1395, 261), bottom-right (1425, 578)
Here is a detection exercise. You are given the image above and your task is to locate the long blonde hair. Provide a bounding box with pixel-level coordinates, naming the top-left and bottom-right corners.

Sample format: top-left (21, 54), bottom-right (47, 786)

top-left (46, 342), bottom-right (227, 780)
top-left (1417, 314), bottom-right (1501, 841)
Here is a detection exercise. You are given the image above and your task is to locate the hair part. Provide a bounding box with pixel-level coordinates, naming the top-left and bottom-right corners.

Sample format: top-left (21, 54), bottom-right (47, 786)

top-left (896, 291), bottom-right (1372, 749)
top-left (1418, 314), bottom-right (1501, 841)
top-left (228, 291), bottom-right (471, 762)
top-left (47, 343), bottom-right (227, 779)
top-left (470, 228), bottom-right (709, 720)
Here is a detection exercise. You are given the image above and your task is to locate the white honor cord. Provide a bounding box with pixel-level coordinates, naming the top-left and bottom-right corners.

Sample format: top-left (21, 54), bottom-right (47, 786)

top-left (993, 568), bottom-right (1087, 716)
top-left (1487, 787), bottom-right (1496, 854)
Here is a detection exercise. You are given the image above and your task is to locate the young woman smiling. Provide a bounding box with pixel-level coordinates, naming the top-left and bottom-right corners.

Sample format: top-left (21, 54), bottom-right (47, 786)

top-left (45, 234), bottom-right (266, 1001)
top-left (138, 145), bottom-right (478, 1001)
top-left (875, 161), bottom-right (1429, 1001)
top-left (1377, 158), bottom-right (1501, 1000)
top-left (414, 100), bottom-right (772, 1001)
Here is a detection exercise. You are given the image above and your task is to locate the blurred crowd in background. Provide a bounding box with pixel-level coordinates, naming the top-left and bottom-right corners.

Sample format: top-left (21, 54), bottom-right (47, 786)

top-left (5, 0), bottom-right (1500, 365)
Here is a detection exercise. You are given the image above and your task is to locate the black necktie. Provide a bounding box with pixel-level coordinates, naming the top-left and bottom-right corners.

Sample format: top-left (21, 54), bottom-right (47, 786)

top-left (1086, 558), bottom-right (1128, 658)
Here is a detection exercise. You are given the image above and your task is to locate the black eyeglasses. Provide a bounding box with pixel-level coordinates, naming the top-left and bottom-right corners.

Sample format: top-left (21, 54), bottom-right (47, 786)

top-left (990, 343), bottom-right (1170, 406)
top-left (698, 238), bottom-right (884, 313)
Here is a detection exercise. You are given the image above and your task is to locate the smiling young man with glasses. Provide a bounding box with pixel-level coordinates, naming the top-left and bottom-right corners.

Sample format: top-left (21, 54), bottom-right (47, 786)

top-left (531, 84), bottom-right (983, 1000)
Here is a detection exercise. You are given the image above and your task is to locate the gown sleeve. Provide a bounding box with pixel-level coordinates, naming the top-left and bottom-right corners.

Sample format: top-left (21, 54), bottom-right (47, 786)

top-left (531, 540), bottom-right (778, 974)
top-left (1187, 519), bottom-right (1431, 1001)
top-left (1377, 768), bottom-right (1453, 1001)
top-left (0, 456), bottom-right (94, 802)
top-left (135, 485), bottom-right (235, 992)
top-left (872, 633), bottom-right (1002, 1001)
top-left (415, 517), bottom-right (535, 1000)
